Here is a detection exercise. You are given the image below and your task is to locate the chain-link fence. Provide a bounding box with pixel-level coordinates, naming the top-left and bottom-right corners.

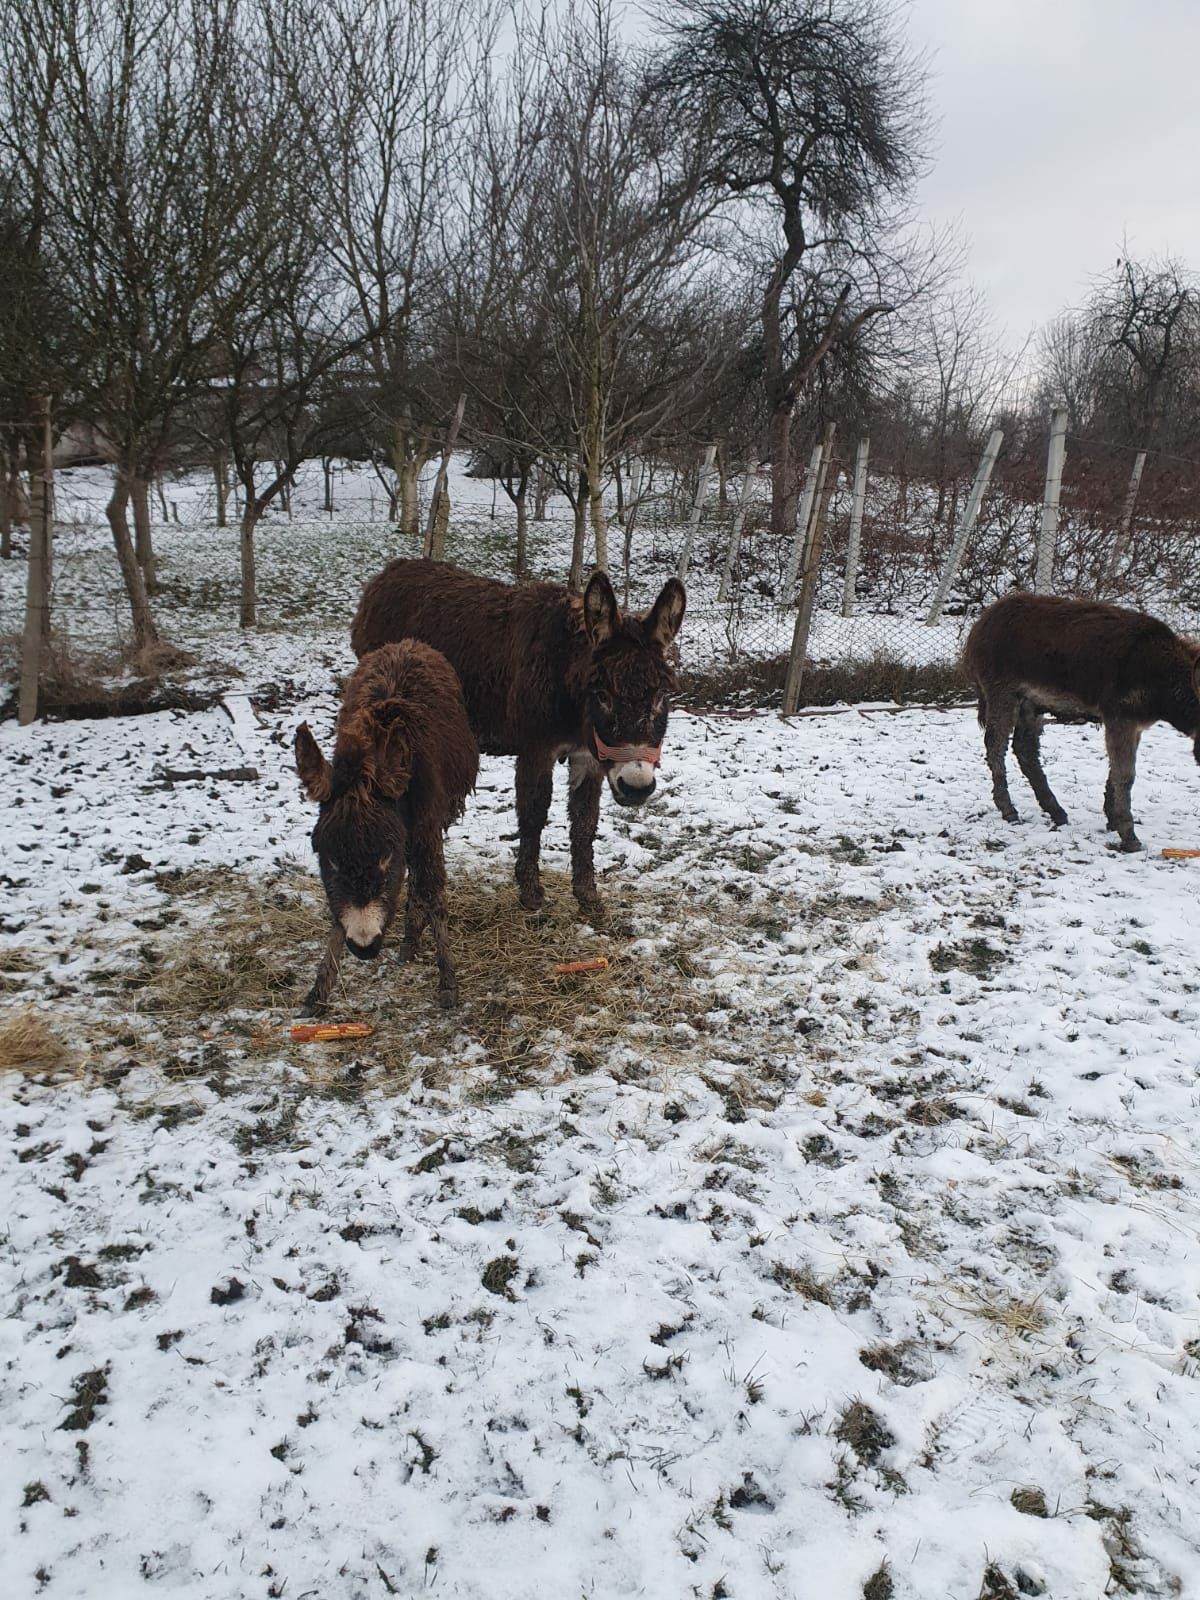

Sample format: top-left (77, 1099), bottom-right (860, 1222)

top-left (3, 426), bottom-right (1200, 716)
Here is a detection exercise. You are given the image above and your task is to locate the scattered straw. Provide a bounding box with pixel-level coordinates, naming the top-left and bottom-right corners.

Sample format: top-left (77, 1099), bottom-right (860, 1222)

top-left (0, 1009), bottom-right (69, 1074)
top-left (945, 1285), bottom-right (1050, 1336)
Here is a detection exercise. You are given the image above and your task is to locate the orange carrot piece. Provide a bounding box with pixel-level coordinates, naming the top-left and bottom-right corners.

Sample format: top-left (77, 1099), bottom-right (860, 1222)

top-left (1161, 848), bottom-right (1200, 859)
top-left (289, 1021), bottom-right (375, 1042)
top-left (552, 957), bottom-right (610, 975)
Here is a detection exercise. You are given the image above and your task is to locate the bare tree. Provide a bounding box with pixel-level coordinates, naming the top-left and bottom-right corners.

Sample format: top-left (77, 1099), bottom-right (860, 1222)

top-left (653, 0), bottom-right (930, 538)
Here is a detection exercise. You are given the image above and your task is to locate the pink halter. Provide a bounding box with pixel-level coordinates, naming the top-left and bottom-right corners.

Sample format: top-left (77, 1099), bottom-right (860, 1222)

top-left (593, 731), bottom-right (662, 767)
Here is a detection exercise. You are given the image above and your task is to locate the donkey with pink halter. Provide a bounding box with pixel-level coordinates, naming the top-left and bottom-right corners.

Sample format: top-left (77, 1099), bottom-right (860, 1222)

top-left (350, 559), bottom-right (685, 918)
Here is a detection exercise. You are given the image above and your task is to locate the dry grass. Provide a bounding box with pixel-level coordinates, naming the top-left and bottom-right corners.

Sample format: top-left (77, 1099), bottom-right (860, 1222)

top-left (117, 863), bottom-right (754, 1094)
top-left (0, 1008), bottom-right (69, 1074)
top-left (945, 1284), bottom-right (1050, 1336)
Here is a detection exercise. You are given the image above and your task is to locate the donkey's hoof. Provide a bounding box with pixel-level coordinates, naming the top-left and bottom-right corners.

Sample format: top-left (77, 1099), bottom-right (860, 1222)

top-left (518, 884), bottom-right (545, 912)
top-left (297, 997), bottom-right (324, 1019)
top-left (1000, 807), bottom-right (1020, 825)
top-left (1048, 808), bottom-right (1069, 828)
top-left (437, 984), bottom-right (458, 1009)
top-left (1117, 835), bottom-right (1144, 854)
top-left (574, 891), bottom-right (606, 923)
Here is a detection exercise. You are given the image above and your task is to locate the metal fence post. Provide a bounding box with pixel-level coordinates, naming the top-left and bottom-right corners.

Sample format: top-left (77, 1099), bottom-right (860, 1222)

top-left (1034, 407), bottom-right (1068, 594)
top-left (841, 437), bottom-right (870, 618)
top-left (676, 441), bottom-right (717, 583)
top-left (925, 428), bottom-right (1004, 626)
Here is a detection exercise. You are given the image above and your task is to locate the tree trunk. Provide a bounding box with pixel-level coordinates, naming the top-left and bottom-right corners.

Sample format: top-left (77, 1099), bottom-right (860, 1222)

top-left (430, 484), bottom-right (450, 561)
top-left (769, 402), bottom-right (794, 543)
top-left (716, 443), bottom-right (729, 512)
top-left (240, 500), bottom-right (261, 628)
top-left (215, 451), bottom-right (230, 527)
top-left (614, 457), bottom-right (626, 527)
top-left (533, 462), bottom-right (550, 521)
top-left (156, 476), bottom-right (169, 522)
top-left (568, 473), bottom-right (587, 591)
top-left (0, 440), bottom-right (11, 559)
top-left (322, 457), bottom-right (334, 514)
top-left (131, 474), bottom-right (157, 592)
top-left (397, 458), bottom-right (421, 536)
top-left (107, 470), bottom-right (161, 654)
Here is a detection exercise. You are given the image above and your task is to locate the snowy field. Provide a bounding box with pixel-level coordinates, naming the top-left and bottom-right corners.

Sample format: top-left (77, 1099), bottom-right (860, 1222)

top-left (4, 635), bottom-right (1200, 1597)
top-left (3, 460), bottom-right (1200, 1599)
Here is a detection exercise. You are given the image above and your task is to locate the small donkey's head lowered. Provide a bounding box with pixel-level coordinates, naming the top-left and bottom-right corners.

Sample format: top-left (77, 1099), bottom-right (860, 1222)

top-left (294, 708), bottom-right (411, 961)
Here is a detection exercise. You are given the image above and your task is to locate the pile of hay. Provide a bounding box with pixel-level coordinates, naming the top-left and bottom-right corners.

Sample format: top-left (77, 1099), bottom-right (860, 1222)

top-left (0, 1008), bottom-right (69, 1074)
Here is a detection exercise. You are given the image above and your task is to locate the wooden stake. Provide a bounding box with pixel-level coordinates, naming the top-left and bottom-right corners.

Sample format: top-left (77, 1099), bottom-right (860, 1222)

top-left (1103, 448), bottom-right (1147, 590)
top-left (841, 437), bottom-right (870, 618)
top-left (1034, 407), bottom-right (1068, 594)
top-left (18, 401), bottom-right (53, 726)
top-left (926, 428), bottom-right (1004, 625)
top-left (676, 442), bottom-right (717, 582)
top-left (718, 466), bottom-right (758, 603)
top-left (783, 439), bottom-right (824, 600)
top-left (782, 424), bottom-right (837, 715)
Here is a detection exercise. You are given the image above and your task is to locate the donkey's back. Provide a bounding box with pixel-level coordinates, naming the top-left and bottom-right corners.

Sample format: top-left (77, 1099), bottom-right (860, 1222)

top-left (350, 559), bottom-right (574, 754)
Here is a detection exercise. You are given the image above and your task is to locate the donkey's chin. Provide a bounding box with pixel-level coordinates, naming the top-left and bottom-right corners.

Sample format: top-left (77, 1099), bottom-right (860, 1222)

top-left (607, 761), bottom-right (658, 807)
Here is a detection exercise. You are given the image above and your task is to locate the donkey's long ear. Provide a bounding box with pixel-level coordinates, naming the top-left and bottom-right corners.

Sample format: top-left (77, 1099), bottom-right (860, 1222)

top-left (295, 722), bottom-right (332, 802)
top-left (583, 570), bottom-right (619, 647)
top-left (646, 578), bottom-right (686, 652)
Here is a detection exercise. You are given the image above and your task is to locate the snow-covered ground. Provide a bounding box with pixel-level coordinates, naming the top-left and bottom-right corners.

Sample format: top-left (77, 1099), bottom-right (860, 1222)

top-left (4, 636), bottom-right (1200, 1597)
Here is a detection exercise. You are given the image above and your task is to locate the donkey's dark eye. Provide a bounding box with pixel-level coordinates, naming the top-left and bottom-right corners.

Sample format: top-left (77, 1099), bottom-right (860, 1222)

top-left (595, 690), bottom-right (613, 715)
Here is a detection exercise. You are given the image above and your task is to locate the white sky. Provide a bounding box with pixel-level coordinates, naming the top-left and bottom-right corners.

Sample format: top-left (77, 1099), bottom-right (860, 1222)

top-left (906, 0), bottom-right (1200, 346)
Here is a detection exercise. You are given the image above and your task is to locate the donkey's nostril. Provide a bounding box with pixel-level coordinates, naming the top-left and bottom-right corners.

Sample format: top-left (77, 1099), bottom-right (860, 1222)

top-left (616, 775), bottom-right (656, 805)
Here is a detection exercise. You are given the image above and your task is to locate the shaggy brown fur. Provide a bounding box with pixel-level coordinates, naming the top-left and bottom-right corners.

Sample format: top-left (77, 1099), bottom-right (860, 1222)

top-left (350, 560), bottom-right (685, 915)
top-left (963, 591), bottom-right (1200, 850)
top-left (294, 640), bottom-right (478, 1009)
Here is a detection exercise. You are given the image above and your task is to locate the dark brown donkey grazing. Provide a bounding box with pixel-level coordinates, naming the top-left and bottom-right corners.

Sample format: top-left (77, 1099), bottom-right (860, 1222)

top-left (350, 559), bottom-right (686, 914)
top-left (293, 641), bottom-right (478, 1010)
top-left (963, 592), bottom-right (1200, 850)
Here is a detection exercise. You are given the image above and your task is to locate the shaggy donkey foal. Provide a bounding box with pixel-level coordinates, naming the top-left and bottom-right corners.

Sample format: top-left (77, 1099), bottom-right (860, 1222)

top-left (963, 591), bottom-right (1200, 851)
top-left (351, 559), bottom-right (685, 916)
top-left (294, 641), bottom-right (478, 1011)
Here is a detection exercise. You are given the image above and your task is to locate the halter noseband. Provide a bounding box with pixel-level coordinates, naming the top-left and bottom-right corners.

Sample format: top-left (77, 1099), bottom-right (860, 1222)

top-left (593, 730), bottom-right (662, 768)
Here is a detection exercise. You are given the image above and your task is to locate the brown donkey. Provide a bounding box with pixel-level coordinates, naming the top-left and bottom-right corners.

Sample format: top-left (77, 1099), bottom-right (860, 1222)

top-left (294, 641), bottom-right (478, 1010)
top-left (963, 592), bottom-right (1200, 850)
top-left (351, 559), bottom-right (685, 915)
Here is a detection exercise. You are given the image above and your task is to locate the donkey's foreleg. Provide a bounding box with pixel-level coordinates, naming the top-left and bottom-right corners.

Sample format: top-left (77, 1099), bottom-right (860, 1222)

top-left (408, 832), bottom-right (456, 1006)
top-left (300, 924), bottom-right (346, 1016)
top-left (1104, 719), bottom-right (1143, 851)
top-left (567, 753), bottom-right (605, 919)
top-left (396, 876), bottom-right (427, 963)
top-left (514, 751), bottom-right (553, 911)
top-left (982, 690), bottom-right (1019, 823)
top-left (1012, 702), bottom-right (1068, 826)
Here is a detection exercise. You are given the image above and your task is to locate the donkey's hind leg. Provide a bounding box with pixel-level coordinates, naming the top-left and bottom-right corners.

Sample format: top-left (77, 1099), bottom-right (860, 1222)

top-left (982, 687), bottom-right (1020, 823)
top-left (1012, 701), bottom-right (1068, 826)
top-left (567, 752), bottom-right (605, 919)
top-left (1104, 719), bottom-right (1144, 852)
top-left (514, 750), bottom-right (553, 911)
top-left (409, 829), bottom-right (457, 1006)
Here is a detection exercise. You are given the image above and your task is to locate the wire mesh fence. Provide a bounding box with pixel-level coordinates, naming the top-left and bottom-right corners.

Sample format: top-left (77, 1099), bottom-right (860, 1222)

top-left (3, 420), bottom-right (1200, 716)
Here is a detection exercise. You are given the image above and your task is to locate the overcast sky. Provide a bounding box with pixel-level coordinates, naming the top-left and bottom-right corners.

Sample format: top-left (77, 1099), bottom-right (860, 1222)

top-left (906, 0), bottom-right (1200, 347)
